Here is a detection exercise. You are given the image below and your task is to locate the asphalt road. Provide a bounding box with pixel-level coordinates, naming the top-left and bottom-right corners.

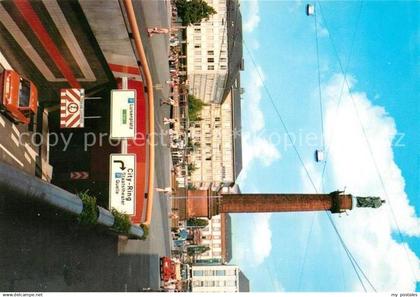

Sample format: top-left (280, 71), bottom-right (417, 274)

top-left (0, 113), bottom-right (38, 176)
top-left (0, 0), bottom-right (174, 291)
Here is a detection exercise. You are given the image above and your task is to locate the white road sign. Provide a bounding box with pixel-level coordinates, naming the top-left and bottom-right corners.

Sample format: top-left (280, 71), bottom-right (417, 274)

top-left (110, 90), bottom-right (136, 139)
top-left (60, 88), bottom-right (85, 128)
top-left (109, 154), bottom-right (136, 215)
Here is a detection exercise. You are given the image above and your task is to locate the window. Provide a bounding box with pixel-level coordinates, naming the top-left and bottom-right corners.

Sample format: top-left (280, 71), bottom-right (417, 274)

top-left (208, 50), bottom-right (214, 55)
top-left (208, 65), bottom-right (214, 70)
top-left (18, 78), bottom-right (31, 107)
top-left (194, 28), bottom-right (201, 33)
top-left (215, 270), bottom-right (226, 276)
top-left (221, 65), bottom-right (227, 70)
top-left (215, 117), bottom-right (220, 121)
top-left (193, 270), bottom-right (204, 276)
top-left (226, 269), bottom-right (236, 276)
top-left (220, 57), bottom-right (227, 62)
top-left (226, 280), bottom-right (236, 287)
top-left (217, 280), bottom-right (225, 286)
top-left (195, 44), bottom-right (201, 48)
top-left (208, 58), bottom-right (214, 63)
top-left (204, 270), bottom-right (213, 276)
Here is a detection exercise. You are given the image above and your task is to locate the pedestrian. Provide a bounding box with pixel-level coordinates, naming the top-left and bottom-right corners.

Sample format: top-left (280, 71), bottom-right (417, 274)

top-left (164, 117), bottom-right (177, 125)
top-left (160, 97), bottom-right (176, 106)
top-left (147, 26), bottom-right (184, 37)
top-left (147, 27), bottom-right (170, 37)
top-left (156, 186), bottom-right (172, 194)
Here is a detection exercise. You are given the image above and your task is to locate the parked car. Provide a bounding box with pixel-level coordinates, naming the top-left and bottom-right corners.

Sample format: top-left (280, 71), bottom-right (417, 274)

top-left (0, 69), bottom-right (38, 124)
top-left (160, 256), bottom-right (178, 282)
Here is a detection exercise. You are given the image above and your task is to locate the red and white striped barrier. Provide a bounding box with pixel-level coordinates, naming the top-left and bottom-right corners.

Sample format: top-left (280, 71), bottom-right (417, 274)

top-left (70, 171), bottom-right (89, 180)
top-left (60, 88), bottom-right (85, 128)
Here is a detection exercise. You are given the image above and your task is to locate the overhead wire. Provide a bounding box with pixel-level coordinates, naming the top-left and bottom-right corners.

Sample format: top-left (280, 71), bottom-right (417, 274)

top-left (243, 3), bottom-right (378, 288)
top-left (314, 3), bottom-right (366, 288)
top-left (316, 0), bottom-right (418, 283)
top-left (325, 212), bottom-right (371, 292)
top-left (243, 40), bottom-right (319, 192)
top-left (314, 3), bottom-right (325, 152)
top-left (318, 0), bottom-right (364, 186)
top-left (296, 8), bottom-right (329, 287)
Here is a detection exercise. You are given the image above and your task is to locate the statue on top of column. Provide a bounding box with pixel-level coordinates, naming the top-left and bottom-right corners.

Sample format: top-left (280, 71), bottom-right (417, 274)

top-left (355, 196), bottom-right (385, 208)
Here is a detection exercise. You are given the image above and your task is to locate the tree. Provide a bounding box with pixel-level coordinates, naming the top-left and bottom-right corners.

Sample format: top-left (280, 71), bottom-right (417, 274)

top-left (187, 218), bottom-right (209, 227)
top-left (187, 245), bottom-right (211, 256)
top-left (176, 0), bottom-right (217, 26)
top-left (187, 162), bottom-right (198, 176)
top-left (188, 94), bottom-right (205, 122)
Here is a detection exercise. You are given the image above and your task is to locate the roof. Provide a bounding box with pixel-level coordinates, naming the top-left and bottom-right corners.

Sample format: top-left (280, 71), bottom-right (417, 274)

top-left (221, 0), bottom-right (243, 103)
top-left (231, 77), bottom-right (243, 180)
top-left (239, 270), bottom-right (250, 292)
top-left (221, 213), bottom-right (233, 262)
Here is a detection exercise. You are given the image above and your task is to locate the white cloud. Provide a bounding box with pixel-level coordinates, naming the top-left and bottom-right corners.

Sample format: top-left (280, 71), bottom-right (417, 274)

top-left (313, 74), bottom-right (420, 291)
top-left (272, 279), bottom-right (285, 292)
top-left (250, 213), bottom-right (272, 265)
top-left (238, 66), bottom-right (281, 182)
top-left (317, 22), bottom-right (329, 38)
top-left (312, 16), bottom-right (329, 38)
top-left (243, 0), bottom-right (260, 33)
top-left (232, 212), bottom-right (273, 267)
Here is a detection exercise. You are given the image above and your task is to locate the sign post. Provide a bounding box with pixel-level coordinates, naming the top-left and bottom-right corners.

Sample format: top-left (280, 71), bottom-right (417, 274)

top-left (60, 88), bottom-right (85, 128)
top-left (110, 90), bottom-right (136, 139)
top-left (109, 154), bottom-right (136, 215)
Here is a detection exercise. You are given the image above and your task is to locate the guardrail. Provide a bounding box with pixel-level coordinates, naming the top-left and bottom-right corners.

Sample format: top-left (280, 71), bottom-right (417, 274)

top-left (0, 162), bottom-right (144, 238)
top-left (123, 0), bottom-right (155, 226)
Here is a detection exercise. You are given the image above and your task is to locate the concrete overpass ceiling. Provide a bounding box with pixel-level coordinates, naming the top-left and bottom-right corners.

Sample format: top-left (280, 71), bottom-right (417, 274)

top-left (0, 0), bottom-right (115, 103)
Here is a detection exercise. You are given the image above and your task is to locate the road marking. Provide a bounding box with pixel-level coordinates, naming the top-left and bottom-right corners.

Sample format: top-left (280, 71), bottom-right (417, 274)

top-left (25, 143), bottom-right (38, 160)
top-left (11, 124), bottom-right (20, 137)
top-left (0, 143), bottom-right (24, 167)
top-left (0, 116), bottom-right (5, 127)
top-left (0, 50), bottom-right (13, 70)
top-left (11, 134), bottom-right (20, 147)
top-left (24, 152), bottom-right (31, 163)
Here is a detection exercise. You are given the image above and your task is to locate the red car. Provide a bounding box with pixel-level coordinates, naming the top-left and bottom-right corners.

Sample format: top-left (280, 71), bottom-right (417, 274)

top-left (0, 70), bottom-right (38, 124)
top-left (160, 256), bottom-right (177, 282)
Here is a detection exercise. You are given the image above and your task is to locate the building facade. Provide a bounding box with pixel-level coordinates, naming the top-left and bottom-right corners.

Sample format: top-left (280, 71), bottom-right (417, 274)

top-left (191, 264), bottom-right (249, 292)
top-left (186, 0), bottom-right (228, 104)
top-left (188, 81), bottom-right (242, 191)
top-left (194, 213), bottom-right (232, 262)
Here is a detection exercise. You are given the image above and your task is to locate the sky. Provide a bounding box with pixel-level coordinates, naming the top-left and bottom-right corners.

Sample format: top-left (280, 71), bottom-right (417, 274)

top-left (231, 0), bottom-right (419, 292)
